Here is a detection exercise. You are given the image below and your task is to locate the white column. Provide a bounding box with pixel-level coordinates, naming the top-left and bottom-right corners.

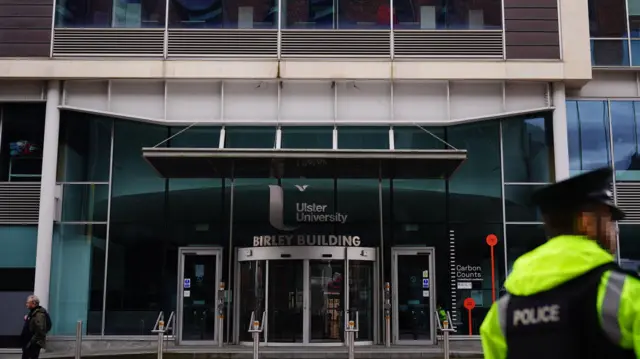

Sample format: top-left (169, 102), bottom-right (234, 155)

top-left (552, 82), bottom-right (570, 182)
top-left (34, 80), bottom-right (61, 309)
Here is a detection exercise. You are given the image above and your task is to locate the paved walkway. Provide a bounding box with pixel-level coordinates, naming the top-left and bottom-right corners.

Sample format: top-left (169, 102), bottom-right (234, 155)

top-left (0, 342), bottom-right (483, 359)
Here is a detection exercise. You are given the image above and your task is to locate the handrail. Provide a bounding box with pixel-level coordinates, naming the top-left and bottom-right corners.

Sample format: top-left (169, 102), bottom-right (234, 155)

top-left (165, 311), bottom-right (175, 336)
top-left (436, 310), bottom-right (456, 359)
top-left (152, 311), bottom-right (164, 332)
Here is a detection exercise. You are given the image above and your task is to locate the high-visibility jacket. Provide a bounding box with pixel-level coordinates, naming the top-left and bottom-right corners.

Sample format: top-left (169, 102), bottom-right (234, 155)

top-left (480, 235), bottom-right (640, 359)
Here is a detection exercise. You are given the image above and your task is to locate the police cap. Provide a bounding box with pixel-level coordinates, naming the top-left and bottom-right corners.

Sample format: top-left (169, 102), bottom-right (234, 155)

top-left (531, 167), bottom-right (625, 221)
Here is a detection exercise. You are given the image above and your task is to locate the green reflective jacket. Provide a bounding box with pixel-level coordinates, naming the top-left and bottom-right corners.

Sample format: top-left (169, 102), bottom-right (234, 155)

top-left (480, 235), bottom-right (640, 359)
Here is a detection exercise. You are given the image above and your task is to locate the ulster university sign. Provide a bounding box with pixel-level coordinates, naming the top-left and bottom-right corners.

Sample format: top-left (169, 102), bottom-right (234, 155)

top-left (252, 184), bottom-right (360, 247)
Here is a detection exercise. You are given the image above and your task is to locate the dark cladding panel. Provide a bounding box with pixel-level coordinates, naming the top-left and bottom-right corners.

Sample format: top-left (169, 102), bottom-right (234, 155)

top-left (0, 0), bottom-right (52, 57)
top-left (504, 0), bottom-right (560, 60)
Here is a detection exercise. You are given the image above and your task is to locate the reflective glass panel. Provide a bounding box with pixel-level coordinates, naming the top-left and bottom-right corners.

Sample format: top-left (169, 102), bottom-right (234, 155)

top-left (337, 126), bottom-right (389, 149)
top-left (630, 0), bottom-right (640, 37)
top-left (395, 0), bottom-right (502, 30)
top-left (180, 253), bottom-right (218, 341)
top-left (591, 39), bottom-right (630, 66)
top-left (566, 101), bottom-right (612, 176)
top-left (393, 126), bottom-right (445, 150)
top-left (310, 259), bottom-right (344, 343)
top-left (619, 225), bottom-right (640, 270)
top-left (501, 116), bottom-right (553, 183)
top-left (631, 40), bottom-right (640, 66)
top-left (56, 0), bottom-right (166, 28)
top-left (447, 121), bottom-right (502, 222)
top-left (280, 126), bottom-right (333, 149)
top-left (61, 184), bottom-right (110, 222)
top-left (169, 126), bottom-right (221, 148)
top-left (348, 260), bottom-right (373, 341)
top-left (268, 260), bottom-right (304, 343)
top-left (396, 253), bottom-right (432, 340)
top-left (224, 126), bottom-right (276, 149)
top-left (50, 224), bottom-right (106, 335)
top-left (588, 0), bottom-right (628, 37)
top-left (168, 0), bottom-right (278, 29)
top-left (57, 113), bottom-right (112, 182)
top-left (610, 101), bottom-right (640, 180)
top-left (504, 184), bottom-right (545, 222)
top-left (238, 261), bottom-right (266, 341)
top-left (505, 224), bottom-right (547, 274)
top-left (449, 223), bottom-right (504, 336)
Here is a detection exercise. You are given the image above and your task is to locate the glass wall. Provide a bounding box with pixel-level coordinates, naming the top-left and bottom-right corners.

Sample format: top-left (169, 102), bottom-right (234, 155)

top-left (50, 112), bottom-right (552, 338)
top-left (566, 99), bottom-right (640, 265)
top-left (56, 0), bottom-right (503, 30)
top-left (588, 0), bottom-right (640, 66)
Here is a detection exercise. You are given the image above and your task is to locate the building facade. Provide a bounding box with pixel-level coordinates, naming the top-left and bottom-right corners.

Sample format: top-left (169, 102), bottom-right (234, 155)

top-left (2, 0), bottom-right (630, 352)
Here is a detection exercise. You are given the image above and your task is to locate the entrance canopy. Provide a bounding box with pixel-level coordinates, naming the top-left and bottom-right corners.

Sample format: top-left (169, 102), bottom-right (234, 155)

top-left (142, 148), bottom-right (467, 179)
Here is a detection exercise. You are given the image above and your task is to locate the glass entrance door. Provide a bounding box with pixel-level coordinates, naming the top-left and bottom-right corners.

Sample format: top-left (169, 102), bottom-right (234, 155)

top-left (235, 246), bottom-right (378, 346)
top-left (177, 247), bottom-right (223, 345)
top-left (391, 247), bottom-right (436, 345)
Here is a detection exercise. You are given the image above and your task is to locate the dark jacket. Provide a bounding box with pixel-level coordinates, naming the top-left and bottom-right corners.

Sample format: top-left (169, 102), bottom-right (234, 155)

top-left (20, 306), bottom-right (47, 349)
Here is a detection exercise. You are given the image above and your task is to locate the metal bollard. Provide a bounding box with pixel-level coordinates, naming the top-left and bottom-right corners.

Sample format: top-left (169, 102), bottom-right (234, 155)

top-left (443, 320), bottom-right (450, 359)
top-left (74, 320), bottom-right (82, 359)
top-left (157, 320), bottom-right (164, 359)
top-left (347, 321), bottom-right (355, 359)
top-left (248, 311), bottom-right (264, 359)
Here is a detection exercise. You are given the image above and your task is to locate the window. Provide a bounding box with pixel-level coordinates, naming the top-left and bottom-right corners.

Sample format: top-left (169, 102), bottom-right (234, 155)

top-left (224, 126), bottom-right (276, 149)
top-left (588, 0), bottom-right (627, 37)
top-left (393, 126), bottom-right (446, 150)
top-left (50, 224), bottom-right (106, 335)
top-left (282, 0), bottom-right (395, 29)
top-left (280, 126), bottom-right (333, 149)
top-left (618, 225), bottom-right (640, 271)
top-left (505, 224), bottom-right (547, 274)
top-left (168, 0), bottom-right (277, 29)
top-left (169, 126), bottom-right (221, 148)
top-left (337, 126), bottom-right (389, 149)
top-left (610, 101), bottom-right (640, 181)
top-left (447, 121), bottom-right (502, 223)
top-left (56, 0), bottom-right (166, 28)
top-left (0, 104), bottom-right (45, 182)
top-left (501, 115), bottom-right (553, 183)
top-left (394, 0), bottom-right (502, 30)
top-left (504, 184), bottom-right (545, 222)
top-left (566, 101), bottom-right (612, 176)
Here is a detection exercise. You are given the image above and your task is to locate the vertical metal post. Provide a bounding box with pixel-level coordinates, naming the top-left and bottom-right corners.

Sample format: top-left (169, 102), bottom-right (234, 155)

top-left (74, 320), bottom-right (82, 359)
top-left (384, 282), bottom-right (391, 347)
top-left (443, 329), bottom-right (450, 359)
top-left (347, 321), bottom-right (355, 359)
top-left (248, 311), bottom-right (264, 359)
top-left (157, 320), bottom-right (164, 359)
top-left (218, 282), bottom-right (226, 347)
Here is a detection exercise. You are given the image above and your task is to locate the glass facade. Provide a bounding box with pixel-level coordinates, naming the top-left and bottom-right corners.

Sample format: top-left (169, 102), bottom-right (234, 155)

top-left (588, 0), bottom-right (640, 66)
top-left (55, 0), bottom-right (503, 30)
top-left (44, 109), bottom-right (554, 340)
top-left (566, 100), bottom-right (640, 268)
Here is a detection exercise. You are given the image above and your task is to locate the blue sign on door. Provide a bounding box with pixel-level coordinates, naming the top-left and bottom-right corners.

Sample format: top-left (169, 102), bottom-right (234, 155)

top-left (423, 278), bottom-right (429, 288)
top-left (183, 278), bottom-right (191, 289)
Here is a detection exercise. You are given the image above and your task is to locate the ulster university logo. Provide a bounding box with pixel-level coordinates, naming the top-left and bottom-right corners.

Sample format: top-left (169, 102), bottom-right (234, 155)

top-left (268, 184), bottom-right (348, 231)
top-left (268, 185), bottom-right (299, 231)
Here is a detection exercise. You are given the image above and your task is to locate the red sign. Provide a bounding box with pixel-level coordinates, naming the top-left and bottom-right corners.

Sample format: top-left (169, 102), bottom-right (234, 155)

top-left (486, 234), bottom-right (498, 247)
top-left (463, 298), bottom-right (476, 310)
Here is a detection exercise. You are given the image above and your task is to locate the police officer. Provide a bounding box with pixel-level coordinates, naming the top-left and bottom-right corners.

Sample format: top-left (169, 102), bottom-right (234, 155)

top-left (480, 167), bottom-right (640, 359)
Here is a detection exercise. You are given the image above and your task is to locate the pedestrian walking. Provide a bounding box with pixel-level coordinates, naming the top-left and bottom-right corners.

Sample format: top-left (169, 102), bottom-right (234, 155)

top-left (480, 167), bottom-right (640, 359)
top-left (21, 295), bottom-right (51, 359)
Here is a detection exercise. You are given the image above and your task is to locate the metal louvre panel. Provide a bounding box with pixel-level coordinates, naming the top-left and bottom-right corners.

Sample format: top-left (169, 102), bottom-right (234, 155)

top-left (0, 182), bottom-right (40, 224)
top-left (394, 30), bottom-right (503, 58)
top-left (616, 182), bottom-right (640, 222)
top-left (281, 30), bottom-right (391, 57)
top-left (53, 28), bottom-right (165, 57)
top-left (168, 29), bottom-right (277, 57)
